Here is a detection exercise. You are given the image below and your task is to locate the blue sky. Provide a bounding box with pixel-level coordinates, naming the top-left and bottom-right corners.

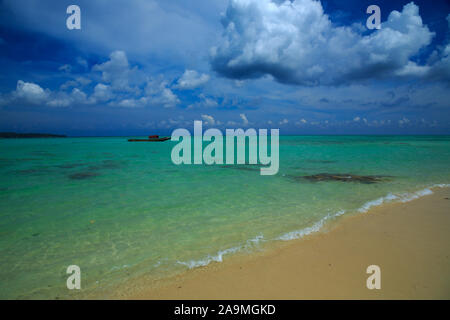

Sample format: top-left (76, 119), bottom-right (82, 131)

top-left (0, 0), bottom-right (449, 136)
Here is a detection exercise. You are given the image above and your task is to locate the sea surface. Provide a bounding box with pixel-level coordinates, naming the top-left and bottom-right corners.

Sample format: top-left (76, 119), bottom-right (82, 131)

top-left (0, 135), bottom-right (449, 299)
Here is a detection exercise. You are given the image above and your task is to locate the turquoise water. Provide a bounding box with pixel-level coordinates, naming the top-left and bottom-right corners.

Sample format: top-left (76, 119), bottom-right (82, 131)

top-left (0, 135), bottom-right (449, 299)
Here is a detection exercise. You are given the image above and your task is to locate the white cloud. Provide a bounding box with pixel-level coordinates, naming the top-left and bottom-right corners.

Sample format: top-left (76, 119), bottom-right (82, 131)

top-left (47, 88), bottom-right (89, 107)
top-left (395, 61), bottom-right (430, 77)
top-left (13, 80), bottom-right (49, 103)
top-left (211, 0), bottom-right (435, 85)
top-left (116, 99), bottom-right (140, 108)
top-left (144, 78), bottom-right (180, 108)
top-left (4, 80), bottom-right (89, 107)
top-left (58, 64), bottom-right (72, 73)
top-left (159, 88), bottom-right (180, 107)
top-left (93, 83), bottom-right (115, 102)
top-left (187, 93), bottom-right (218, 109)
top-left (353, 116), bottom-right (360, 122)
top-left (426, 22), bottom-right (450, 82)
top-left (60, 77), bottom-right (92, 90)
top-left (90, 51), bottom-right (181, 107)
top-left (70, 88), bottom-right (87, 103)
top-left (175, 70), bottom-right (210, 89)
top-left (234, 80), bottom-right (245, 87)
top-left (201, 114), bottom-right (215, 125)
top-left (76, 57), bottom-right (88, 69)
top-left (240, 113), bottom-right (249, 125)
top-left (2, 50), bottom-right (183, 109)
top-left (93, 51), bottom-right (136, 91)
top-left (398, 117), bottom-right (411, 126)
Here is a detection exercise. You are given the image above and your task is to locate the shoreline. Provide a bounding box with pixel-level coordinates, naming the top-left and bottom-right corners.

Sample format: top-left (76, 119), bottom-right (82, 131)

top-left (111, 186), bottom-right (450, 300)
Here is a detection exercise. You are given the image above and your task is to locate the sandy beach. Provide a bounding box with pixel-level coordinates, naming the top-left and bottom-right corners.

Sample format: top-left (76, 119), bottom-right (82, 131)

top-left (117, 187), bottom-right (450, 300)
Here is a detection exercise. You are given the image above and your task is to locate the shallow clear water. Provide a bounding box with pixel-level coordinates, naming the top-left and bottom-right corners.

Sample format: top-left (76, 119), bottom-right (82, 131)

top-left (0, 135), bottom-right (449, 299)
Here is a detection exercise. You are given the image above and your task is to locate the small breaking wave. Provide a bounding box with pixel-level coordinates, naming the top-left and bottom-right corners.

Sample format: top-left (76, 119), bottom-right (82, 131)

top-left (176, 183), bottom-right (449, 270)
top-left (276, 210), bottom-right (346, 241)
top-left (177, 234), bottom-right (265, 269)
top-left (278, 184), bottom-right (448, 241)
top-left (358, 184), bottom-right (449, 213)
top-left (357, 193), bottom-right (399, 213)
top-left (356, 187), bottom-right (439, 213)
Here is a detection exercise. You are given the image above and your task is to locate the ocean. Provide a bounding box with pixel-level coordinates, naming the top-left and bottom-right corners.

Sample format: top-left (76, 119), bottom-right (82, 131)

top-left (0, 135), bottom-right (449, 299)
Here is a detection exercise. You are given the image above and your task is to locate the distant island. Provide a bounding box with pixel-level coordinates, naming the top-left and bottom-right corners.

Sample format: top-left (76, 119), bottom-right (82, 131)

top-left (0, 132), bottom-right (67, 138)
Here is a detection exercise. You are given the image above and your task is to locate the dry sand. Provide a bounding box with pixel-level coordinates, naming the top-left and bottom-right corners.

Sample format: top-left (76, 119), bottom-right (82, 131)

top-left (117, 187), bottom-right (450, 300)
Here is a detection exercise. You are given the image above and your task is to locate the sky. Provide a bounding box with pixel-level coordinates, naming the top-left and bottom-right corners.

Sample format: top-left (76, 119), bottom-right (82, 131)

top-left (0, 0), bottom-right (449, 136)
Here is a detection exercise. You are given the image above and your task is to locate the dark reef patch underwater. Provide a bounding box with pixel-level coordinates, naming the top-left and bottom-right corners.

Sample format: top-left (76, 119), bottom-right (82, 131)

top-left (68, 171), bottom-right (101, 180)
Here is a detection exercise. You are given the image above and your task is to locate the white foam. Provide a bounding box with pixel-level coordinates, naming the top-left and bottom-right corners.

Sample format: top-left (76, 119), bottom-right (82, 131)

top-left (398, 188), bottom-right (433, 203)
top-left (357, 184), bottom-right (449, 212)
top-left (276, 210), bottom-right (345, 241)
top-left (277, 183), bottom-right (449, 242)
top-left (175, 183), bottom-right (450, 270)
top-left (177, 234), bottom-right (265, 269)
top-left (431, 183), bottom-right (450, 188)
top-left (358, 193), bottom-right (399, 213)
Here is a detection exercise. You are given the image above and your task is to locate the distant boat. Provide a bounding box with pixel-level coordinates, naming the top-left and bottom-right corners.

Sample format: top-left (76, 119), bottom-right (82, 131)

top-left (128, 135), bottom-right (170, 142)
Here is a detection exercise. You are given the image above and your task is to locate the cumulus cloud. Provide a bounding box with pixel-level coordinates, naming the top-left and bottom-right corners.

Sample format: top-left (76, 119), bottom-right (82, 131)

top-left (114, 98), bottom-right (145, 108)
top-left (201, 114), bottom-right (216, 125)
top-left (0, 50), bottom-right (184, 109)
top-left (60, 77), bottom-right (92, 90)
top-left (106, 77), bottom-right (181, 108)
top-left (211, 0), bottom-right (435, 85)
top-left (395, 61), bottom-right (430, 77)
top-left (58, 64), bottom-right (72, 73)
top-left (240, 113), bottom-right (249, 125)
top-left (425, 14), bottom-right (450, 82)
top-left (89, 51), bottom-right (180, 107)
top-left (428, 49), bottom-right (450, 81)
top-left (0, 80), bottom-right (91, 107)
top-left (157, 88), bottom-right (180, 108)
top-left (144, 77), bottom-right (180, 108)
top-left (93, 83), bottom-right (115, 102)
top-left (13, 80), bottom-right (49, 104)
top-left (398, 117), bottom-right (411, 126)
top-left (71, 88), bottom-right (88, 102)
top-left (295, 118), bottom-right (307, 126)
top-left (175, 70), bottom-right (210, 89)
top-left (76, 57), bottom-right (88, 69)
top-left (44, 87), bottom-right (90, 107)
top-left (187, 94), bottom-right (219, 109)
top-left (93, 51), bottom-right (137, 91)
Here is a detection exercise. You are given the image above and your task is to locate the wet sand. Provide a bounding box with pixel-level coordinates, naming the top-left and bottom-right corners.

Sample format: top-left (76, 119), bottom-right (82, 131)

top-left (117, 187), bottom-right (450, 300)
